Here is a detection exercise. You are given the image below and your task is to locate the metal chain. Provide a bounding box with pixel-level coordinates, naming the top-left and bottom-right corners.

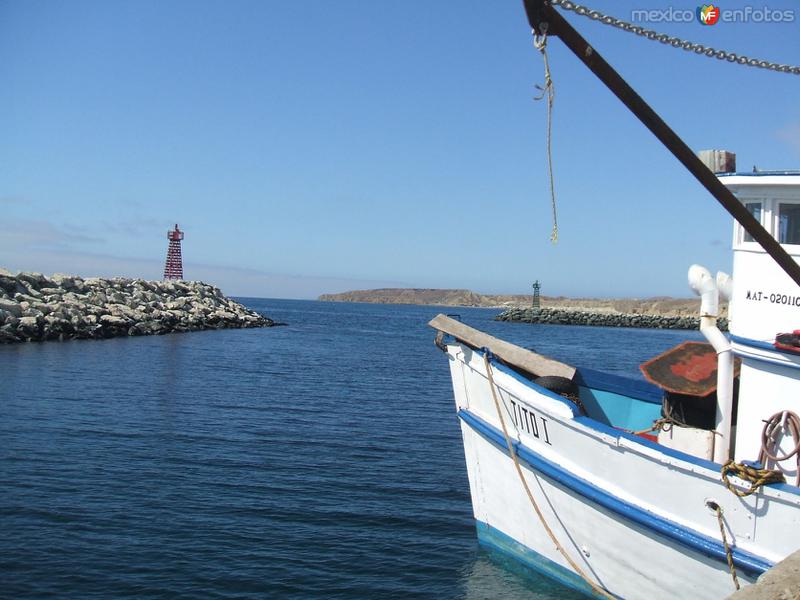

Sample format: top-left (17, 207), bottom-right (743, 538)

top-left (550, 0), bottom-right (800, 75)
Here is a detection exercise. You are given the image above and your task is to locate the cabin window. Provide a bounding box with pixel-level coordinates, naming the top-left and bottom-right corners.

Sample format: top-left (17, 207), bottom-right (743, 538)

top-left (779, 203), bottom-right (800, 245)
top-left (743, 202), bottom-right (762, 242)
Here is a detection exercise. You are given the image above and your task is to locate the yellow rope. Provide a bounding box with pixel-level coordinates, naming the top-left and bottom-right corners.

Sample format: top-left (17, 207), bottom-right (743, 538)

top-left (630, 418), bottom-right (670, 436)
top-left (710, 503), bottom-right (740, 591)
top-left (720, 460), bottom-right (785, 497)
top-left (483, 354), bottom-right (614, 599)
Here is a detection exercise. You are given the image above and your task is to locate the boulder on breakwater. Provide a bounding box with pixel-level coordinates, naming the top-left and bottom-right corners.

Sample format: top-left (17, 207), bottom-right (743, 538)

top-left (0, 269), bottom-right (278, 344)
top-left (495, 306), bottom-right (728, 332)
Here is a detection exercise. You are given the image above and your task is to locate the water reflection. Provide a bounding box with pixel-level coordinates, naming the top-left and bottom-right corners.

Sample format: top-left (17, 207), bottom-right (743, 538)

top-left (457, 546), bottom-right (585, 600)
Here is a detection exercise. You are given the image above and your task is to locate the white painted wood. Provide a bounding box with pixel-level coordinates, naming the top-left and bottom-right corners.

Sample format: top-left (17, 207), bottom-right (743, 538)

top-left (429, 313), bottom-right (576, 380)
top-left (658, 425), bottom-right (715, 461)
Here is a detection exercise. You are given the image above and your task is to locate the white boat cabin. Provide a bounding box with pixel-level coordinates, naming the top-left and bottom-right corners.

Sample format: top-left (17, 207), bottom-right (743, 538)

top-left (721, 170), bottom-right (800, 476)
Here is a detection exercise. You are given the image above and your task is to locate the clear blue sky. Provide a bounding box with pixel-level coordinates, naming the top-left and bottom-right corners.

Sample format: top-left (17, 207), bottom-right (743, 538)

top-left (1, 0), bottom-right (798, 298)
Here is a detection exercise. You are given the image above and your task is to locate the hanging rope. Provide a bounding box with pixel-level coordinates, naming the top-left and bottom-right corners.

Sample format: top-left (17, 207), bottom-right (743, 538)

top-left (482, 351), bottom-right (614, 599)
top-left (630, 418), bottom-right (671, 437)
top-left (532, 30), bottom-right (558, 243)
top-left (706, 501), bottom-right (741, 591)
top-left (631, 401), bottom-right (700, 436)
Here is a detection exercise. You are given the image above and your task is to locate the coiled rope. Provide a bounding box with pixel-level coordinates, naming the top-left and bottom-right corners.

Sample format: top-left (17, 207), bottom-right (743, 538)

top-left (721, 410), bottom-right (800, 496)
top-left (760, 410), bottom-right (800, 484)
top-left (482, 351), bottom-right (614, 599)
top-left (721, 461), bottom-right (785, 497)
top-left (721, 410), bottom-right (800, 498)
top-left (715, 412), bottom-right (800, 589)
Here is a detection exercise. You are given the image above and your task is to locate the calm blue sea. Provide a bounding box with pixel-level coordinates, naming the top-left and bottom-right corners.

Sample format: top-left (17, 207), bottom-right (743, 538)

top-left (0, 299), bottom-right (702, 599)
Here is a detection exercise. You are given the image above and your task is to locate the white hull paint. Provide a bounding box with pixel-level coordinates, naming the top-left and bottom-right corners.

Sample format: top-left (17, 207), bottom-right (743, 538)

top-left (446, 343), bottom-right (800, 599)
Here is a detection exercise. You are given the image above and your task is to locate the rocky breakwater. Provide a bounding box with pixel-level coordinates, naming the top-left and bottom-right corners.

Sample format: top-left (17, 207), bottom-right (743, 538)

top-left (495, 307), bottom-right (728, 331)
top-left (0, 269), bottom-right (277, 344)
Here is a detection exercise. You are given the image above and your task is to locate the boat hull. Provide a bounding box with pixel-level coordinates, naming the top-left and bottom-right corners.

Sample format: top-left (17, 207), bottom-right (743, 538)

top-left (446, 343), bottom-right (800, 599)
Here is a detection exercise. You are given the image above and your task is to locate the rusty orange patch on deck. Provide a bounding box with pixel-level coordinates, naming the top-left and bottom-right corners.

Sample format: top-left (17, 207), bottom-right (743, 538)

top-left (640, 341), bottom-right (741, 396)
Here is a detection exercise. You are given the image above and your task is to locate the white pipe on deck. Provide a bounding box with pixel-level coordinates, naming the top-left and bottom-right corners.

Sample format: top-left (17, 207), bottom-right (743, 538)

top-left (688, 265), bottom-right (734, 463)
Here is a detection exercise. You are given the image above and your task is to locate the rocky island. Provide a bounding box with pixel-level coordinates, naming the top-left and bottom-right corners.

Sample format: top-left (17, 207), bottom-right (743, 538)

top-left (0, 269), bottom-right (277, 344)
top-left (319, 288), bottom-right (528, 307)
top-left (319, 288), bottom-right (728, 331)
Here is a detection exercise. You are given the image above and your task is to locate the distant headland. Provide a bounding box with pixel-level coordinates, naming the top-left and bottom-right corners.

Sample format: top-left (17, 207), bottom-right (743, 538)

top-left (0, 268), bottom-right (279, 344)
top-left (318, 288), bottom-right (726, 317)
top-left (319, 288), bottom-right (728, 330)
top-left (319, 288), bottom-right (520, 307)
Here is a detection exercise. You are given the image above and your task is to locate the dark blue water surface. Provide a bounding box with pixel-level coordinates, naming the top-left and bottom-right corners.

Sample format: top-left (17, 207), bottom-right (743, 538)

top-left (1, 300), bottom-right (702, 599)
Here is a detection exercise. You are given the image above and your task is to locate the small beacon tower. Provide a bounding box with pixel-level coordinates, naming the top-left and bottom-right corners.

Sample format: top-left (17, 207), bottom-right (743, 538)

top-left (163, 224), bottom-right (185, 280)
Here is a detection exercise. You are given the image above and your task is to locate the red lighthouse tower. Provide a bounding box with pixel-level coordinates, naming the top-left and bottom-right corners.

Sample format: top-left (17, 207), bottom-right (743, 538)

top-left (163, 224), bottom-right (185, 280)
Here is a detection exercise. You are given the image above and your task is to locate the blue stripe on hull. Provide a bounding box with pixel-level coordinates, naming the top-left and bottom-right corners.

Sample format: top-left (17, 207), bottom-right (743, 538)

top-left (730, 334), bottom-right (800, 371)
top-left (458, 409), bottom-right (773, 578)
top-left (476, 521), bottom-right (603, 598)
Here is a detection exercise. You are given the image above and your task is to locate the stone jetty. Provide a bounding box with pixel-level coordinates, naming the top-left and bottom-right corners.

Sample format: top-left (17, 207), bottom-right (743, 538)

top-left (0, 269), bottom-right (277, 344)
top-left (495, 306), bottom-right (728, 332)
top-left (726, 548), bottom-right (800, 599)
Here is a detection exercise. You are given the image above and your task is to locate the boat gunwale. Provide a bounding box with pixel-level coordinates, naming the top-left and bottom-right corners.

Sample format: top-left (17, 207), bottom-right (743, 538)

top-left (731, 334), bottom-right (800, 369)
top-left (460, 344), bottom-right (800, 501)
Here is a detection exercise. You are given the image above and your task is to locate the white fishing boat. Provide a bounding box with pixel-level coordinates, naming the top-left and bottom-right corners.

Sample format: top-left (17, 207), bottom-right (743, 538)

top-left (430, 2), bottom-right (800, 598)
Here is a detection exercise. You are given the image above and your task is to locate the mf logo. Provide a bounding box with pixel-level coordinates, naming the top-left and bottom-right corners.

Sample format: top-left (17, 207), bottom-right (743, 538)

top-left (697, 4), bottom-right (721, 25)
